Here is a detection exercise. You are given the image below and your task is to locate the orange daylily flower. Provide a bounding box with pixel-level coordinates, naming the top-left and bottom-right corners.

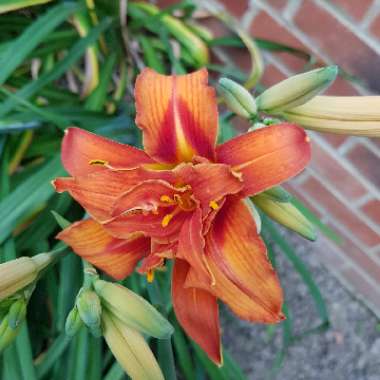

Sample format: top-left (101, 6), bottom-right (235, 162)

top-left (53, 68), bottom-right (311, 364)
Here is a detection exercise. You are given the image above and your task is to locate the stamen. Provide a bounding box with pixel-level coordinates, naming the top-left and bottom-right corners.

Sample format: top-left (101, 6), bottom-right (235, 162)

top-left (89, 159), bottom-right (108, 166)
top-left (161, 213), bottom-right (174, 227)
top-left (209, 200), bottom-right (219, 210)
top-left (305, 136), bottom-right (311, 143)
top-left (147, 270), bottom-right (155, 283)
top-left (160, 195), bottom-right (173, 203)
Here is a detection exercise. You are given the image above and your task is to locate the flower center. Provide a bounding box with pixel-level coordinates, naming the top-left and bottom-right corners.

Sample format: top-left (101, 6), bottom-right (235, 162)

top-left (160, 189), bottom-right (196, 227)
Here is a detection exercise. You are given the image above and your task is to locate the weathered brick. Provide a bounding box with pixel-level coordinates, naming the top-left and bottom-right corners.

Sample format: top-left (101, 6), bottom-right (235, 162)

top-left (341, 267), bottom-right (380, 311)
top-left (346, 143), bottom-right (380, 188)
top-left (370, 13), bottom-right (380, 40)
top-left (360, 199), bottom-right (380, 226)
top-left (266, 0), bottom-right (289, 10)
top-left (260, 63), bottom-right (287, 88)
top-left (321, 133), bottom-right (348, 148)
top-left (325, 75), bottom-right (359, 96)
top-left (309, 140), bottom-right (368, 200)
top-left (219, 0), bottom-right (249, 18)
top-left (300, 176), bottom-right (380, 247)
top-left (250, 11), bottom-right (309, 71)
top-left (331, 0), bottom-right (373, 21)
top-left (294, 1), bottom-right (380, 93)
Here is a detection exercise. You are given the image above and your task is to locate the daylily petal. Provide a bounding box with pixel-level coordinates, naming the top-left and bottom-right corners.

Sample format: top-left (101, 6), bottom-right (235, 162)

top-left (175, 164), bottom-right (243, 215)
top-left (104, 207), bottom-right (189, 244)
top-left (53, 168), bottom-right (161, 221)
top-left (177, 208), bottom-right (211, 280)
top-left (62, 127), bottom-right (153, 176)
top-left (135, 68), bottom-right (218, 163)
top-left (111, 179), bottom-right (189, 217)
top-left (216, 123), bottom-right (311, 197)
top-left (57, 219), bottom-right (150, 280)
top-left (172, 259), bottom-right (221, 364)
top-left (205, 198), bottom-right (284, 323)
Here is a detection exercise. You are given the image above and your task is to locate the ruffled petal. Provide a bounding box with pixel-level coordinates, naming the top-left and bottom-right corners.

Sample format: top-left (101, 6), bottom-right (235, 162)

top-left (205, 198), bottom-right (284, 323)
top-left (172, 259), bottom-right (221, 364)
top-left (177, 208), bottom-right (211, 280)
top-left (175, 163), bottom-right (243, 215)
top-left (216, 123), bottom-right (311, 196)
top-left (135, 68), bottom-right (218, 163)
top-left (62, 127), bottom-right (153, 176)
top-left (53, 168), bottom-right (165, 221)
top-left (57, 219), bottom-right (150, 280)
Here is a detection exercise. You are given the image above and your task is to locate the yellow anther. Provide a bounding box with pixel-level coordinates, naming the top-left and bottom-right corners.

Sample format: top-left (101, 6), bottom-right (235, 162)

top-left (160, 195), bottom-right (173, 203)
top-left (305, 136), bottom-right (311, 143)
top-left (161, 213), bottom-right (174, 228)
top-left (209, 200), bottom-right (219, 210)
top-left (147, 270), bottom-right (155, 283)
top-left (89, 159), bottom-right (108, 166)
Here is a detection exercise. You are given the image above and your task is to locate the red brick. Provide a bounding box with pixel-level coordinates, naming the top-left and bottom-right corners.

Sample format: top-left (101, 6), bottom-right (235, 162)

top-left (325, 75), bottom-right (359, 96)
top-left (294, 1), bottom-right (380, 93)
top-left (370, 13), bottom-right (380, 40)
top-left (260, 64), bottom-right (287, 88)
top-left (321, 133), bottom-right (348, 148)
top-left (219, 0), bottom-right (249, 18)
top-left (250, 12), bottom-right (310, 71)
top-left (360, 199), bottom-right (380, 226)
top-left (266, 0), bottom-right (288, 10)
top-left (331, 0), bottom-right (373, 21)
top-left (309, 140), bottom-right (368, 200)
top-left (341, 267), bottom-right (380, 311)
top-left (334, 232), bottom-right (380, 283)
top-left (300, 176), bottom-right (380, 247)
top-left (346, 143), bottom-right (380, 188)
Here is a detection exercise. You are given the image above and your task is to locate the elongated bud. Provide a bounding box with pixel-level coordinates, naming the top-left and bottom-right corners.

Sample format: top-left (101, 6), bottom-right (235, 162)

top-left (0, 315), bottom-right (22, 353)
top-left (257, 66), bottom-right (338, 113)
top-left (65, 307), bottom-right (84, 337)
top-left (0, 253), bottom-right (52, 301)
top-left (284, 95), bottom-right (380, 137)
top-left (263, 186), bottom-right (292, 203)
top-left (94, 280), bottom-right (173, 339)
top-left (76, 289), bottom-right (102, 331)
top-left (219, 78), bottom-right (257, 119)
top-left (253, 194), bottom-right (316, 241)
top-left (102, 311), bottom-right (164, 380)
top-left (8, 298), bottom-right (27, 330)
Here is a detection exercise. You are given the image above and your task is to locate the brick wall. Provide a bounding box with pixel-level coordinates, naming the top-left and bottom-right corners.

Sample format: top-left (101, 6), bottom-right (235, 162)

top-left (158, 0), bottom-right (380, 316)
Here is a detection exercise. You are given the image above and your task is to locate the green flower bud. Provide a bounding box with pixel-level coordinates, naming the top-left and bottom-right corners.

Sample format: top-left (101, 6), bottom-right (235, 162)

top-left (256, 66), bottom-right (338, 113)
top-left (253, 194), bottom-right (316, 241)
top-left (8, 298), bottom-right (27, 330)
top-left (94, 280), bottom-right (173, 340)
top-left (65, 307), bottom-right (83, 337)
top-left (219, 77), bottom-right (257, 119)
top-left (76, 289), bottom-right (102, 330)
top-left (263, 186), bottom-right (292, 203)
top-left (0, 315), bottom-right (22, 353)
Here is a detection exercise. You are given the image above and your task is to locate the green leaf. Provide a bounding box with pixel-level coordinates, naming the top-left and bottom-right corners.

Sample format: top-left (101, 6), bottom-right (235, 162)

top-left (0, 2), bottom-right (79, 86)
top-left (0, 154), bottom-right (64, 244)
top-left (0, 0), bottom-right (53, 14)
top-left (0, 17), bottom-right (113, 118)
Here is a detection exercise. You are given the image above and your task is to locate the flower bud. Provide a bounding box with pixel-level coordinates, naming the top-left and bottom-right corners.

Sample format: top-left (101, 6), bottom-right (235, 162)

top-left (94, 279), bottom-right (173, 339)
top-left (0, 253), bottom-right (52, 301)
top-left (0, 315), bottom-right (22, 353)
top-left (284, 95), bottom-right (380, 137)
top-left (76, 289), bottom-right (102, 331)
top-left (102, 310), bottom-right (164, 380)
top-left (263, 186), bottom-right (292, 203)
top-left (65, 307), bottom-right (83, 337)
top-left (256, 66), bottom-right (338, 113)
top-left (8, 298), bottom-right (27, 330)
top-left (219, 78), bottom-right (257, 119)
top-left (253, 194), bottom-right (316, 241)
